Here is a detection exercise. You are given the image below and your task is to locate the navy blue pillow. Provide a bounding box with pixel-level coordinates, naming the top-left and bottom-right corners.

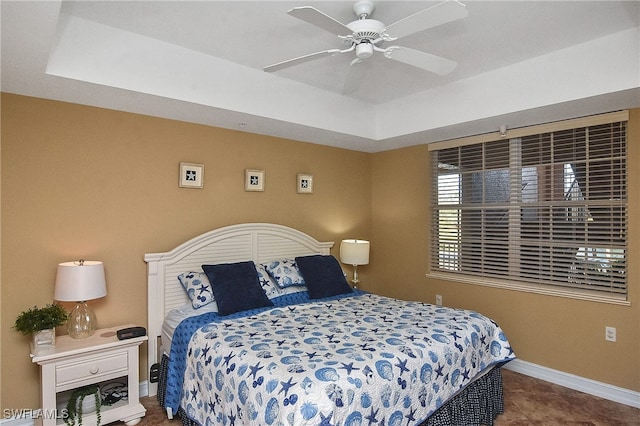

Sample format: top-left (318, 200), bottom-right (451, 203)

top-left (295, 255), bottom-right (353, 299)
top-left (202, 261), bottom-right (273, 316)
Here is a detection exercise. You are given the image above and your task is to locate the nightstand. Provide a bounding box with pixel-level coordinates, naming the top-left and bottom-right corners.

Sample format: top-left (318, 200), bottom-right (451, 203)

top-left (31, 325), bottom-right (147, 426)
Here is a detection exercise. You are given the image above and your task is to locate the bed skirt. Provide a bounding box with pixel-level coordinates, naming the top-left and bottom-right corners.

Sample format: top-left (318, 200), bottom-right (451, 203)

top-left (158, 354), bottom-right (506, 426)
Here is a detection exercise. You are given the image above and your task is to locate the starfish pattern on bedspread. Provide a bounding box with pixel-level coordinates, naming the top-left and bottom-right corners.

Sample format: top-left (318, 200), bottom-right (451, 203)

top-left (166, 292), bottom-right (515, 426)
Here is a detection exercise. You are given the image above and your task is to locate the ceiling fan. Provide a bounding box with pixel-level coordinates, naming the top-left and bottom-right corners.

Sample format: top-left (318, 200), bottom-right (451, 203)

top-left (264, 0), bottom-right (468, 94)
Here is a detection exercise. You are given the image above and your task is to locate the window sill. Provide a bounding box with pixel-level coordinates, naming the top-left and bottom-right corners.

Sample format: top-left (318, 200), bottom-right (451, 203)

top-left (425, 271), bottom-right (631, 306)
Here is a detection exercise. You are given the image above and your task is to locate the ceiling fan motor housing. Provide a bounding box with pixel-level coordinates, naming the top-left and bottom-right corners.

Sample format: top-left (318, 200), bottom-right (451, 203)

top-left (346, 19), bottom-right (386, 44)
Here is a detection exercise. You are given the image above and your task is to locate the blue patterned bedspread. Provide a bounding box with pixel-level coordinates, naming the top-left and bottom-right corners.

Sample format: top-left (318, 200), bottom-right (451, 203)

top-left (167, 292), bottom-right (515, 425)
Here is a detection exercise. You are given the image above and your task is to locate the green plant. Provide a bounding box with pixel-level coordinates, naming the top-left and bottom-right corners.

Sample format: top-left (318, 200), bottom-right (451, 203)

top-left (64, 384), bottom-right (101, 426)
top-left (13, 303), bottom-right (69, 335)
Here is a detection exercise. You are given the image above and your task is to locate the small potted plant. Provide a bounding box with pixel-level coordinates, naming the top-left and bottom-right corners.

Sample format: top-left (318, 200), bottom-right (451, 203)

top-left (64, 384), bottom-right (102, 426)
top-left (13, 303), bottom-right (69, 349)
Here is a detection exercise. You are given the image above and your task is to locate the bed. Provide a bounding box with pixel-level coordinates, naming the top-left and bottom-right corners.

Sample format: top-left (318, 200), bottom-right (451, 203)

top-left (145, 223), bottom-right (515, 425)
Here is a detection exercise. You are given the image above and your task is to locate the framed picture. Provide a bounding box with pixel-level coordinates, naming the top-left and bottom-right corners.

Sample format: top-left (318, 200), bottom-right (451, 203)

top-left (245, 169), bottom-right (265, 192)
top-left (297, 174), bottom-right (313, 194)
top-left (179, 162), bottom-right (204, 189)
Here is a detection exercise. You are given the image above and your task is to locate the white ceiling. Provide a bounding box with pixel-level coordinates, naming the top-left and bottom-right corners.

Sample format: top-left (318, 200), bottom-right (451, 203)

top-left (2, 1), bottom-right (639, 152)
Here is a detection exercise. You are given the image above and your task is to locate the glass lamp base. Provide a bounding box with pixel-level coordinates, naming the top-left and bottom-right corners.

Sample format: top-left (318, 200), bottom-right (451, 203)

top-left (351, 264), bottom-right (360, 289)
top-left (68, 301), bottom-right (97, 339)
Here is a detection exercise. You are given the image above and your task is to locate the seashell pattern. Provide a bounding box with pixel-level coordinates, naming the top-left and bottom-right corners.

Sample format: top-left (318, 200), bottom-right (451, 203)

top-left (166, 291), bottom-right (515, 426)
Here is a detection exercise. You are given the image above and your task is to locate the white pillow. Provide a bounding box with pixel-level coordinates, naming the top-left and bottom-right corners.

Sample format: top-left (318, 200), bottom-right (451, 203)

top-left (255, 263), bottom-right (281, 298)
top-left (262, 259), bottom-right (306, 288)
top-left (177, 272), bottom-right (215, 309)
top-left (257, 263), bottom-right (308, 297)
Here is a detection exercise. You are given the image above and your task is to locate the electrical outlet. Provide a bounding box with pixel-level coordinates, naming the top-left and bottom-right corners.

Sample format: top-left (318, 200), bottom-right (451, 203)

top-left (435, 294), bottom-right (443, 306)
top-left (605, 326), bottom-right (616, 342)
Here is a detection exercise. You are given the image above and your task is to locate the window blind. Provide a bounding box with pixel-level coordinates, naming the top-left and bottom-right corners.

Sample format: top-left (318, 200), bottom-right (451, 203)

top-left (430, 114), bottom-right (627, 301)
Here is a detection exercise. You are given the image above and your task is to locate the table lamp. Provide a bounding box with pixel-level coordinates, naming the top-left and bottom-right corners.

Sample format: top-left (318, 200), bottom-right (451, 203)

top-left (54, 260), bottom-right (107, 339)
top-left (340, 239), bottom-right (370, 288)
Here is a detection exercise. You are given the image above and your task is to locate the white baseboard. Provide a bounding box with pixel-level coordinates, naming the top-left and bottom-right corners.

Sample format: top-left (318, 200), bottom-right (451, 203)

top-left (0, 382), bottom-right (150, 426)
top-left (504, 359), bottom-right (640, 409)
top-left (140, 380), bottom-right (149, 398)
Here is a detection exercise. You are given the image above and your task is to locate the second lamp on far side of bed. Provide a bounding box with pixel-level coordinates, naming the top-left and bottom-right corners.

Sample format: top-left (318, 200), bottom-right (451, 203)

top-left (340, 239), bottom-right (370, 288)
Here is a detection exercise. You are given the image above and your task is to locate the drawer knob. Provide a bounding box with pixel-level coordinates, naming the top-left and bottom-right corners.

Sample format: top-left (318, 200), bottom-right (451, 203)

top-left (90, 366), bottom-right (99, 374)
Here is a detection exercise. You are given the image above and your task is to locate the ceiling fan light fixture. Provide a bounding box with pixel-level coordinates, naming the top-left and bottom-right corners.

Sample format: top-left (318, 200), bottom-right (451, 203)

top-left (356, 42), bottom-right (373, 59)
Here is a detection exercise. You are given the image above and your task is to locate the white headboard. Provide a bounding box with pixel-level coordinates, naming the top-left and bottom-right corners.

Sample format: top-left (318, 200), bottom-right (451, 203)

top-left (144, 223), bottom-right (333, 395)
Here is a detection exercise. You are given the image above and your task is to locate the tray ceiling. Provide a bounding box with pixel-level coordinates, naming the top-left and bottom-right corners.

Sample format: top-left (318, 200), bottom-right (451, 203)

top-left (2, 1), bottom-right (639, 152)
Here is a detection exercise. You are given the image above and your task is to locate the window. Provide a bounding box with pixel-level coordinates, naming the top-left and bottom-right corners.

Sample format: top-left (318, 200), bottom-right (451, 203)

top-left (429, 112), bottom-right (628, 302)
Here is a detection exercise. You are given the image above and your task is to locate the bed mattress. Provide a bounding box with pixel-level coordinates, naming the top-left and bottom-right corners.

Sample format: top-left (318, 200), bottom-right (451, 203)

top-left (161, 302), bottom-right (217, 353)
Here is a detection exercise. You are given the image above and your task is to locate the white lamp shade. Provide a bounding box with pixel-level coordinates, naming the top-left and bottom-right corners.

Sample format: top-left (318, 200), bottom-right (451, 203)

top-left (340, 239), bottom-right (370, 265)
top-left (54, 261), bottom-right (107, 302)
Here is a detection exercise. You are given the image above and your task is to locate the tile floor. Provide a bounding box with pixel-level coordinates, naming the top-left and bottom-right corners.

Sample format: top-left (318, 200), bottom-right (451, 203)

top-left (496, 369), bottom-right (640, 425)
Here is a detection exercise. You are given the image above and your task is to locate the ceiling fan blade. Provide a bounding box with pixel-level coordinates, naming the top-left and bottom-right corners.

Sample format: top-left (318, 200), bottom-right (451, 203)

top-left (385, 0), bottom-right (468, 40)
top-left (342, 59), bottom-right (369, 95)
top-left (264, 49), bottom-right (342, 72)
top-left (288, 6), bottom-right (352, 36)
top-left (384, 46), bottom-right (457, 75)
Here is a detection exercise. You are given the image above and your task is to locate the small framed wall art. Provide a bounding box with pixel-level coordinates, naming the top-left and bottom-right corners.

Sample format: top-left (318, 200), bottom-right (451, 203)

top-left (179, 162), bottom-right (204, 189)
top-left (297, 174), bottom-right (313, 194)
top-left (245, 169), bottom-right (265, 192)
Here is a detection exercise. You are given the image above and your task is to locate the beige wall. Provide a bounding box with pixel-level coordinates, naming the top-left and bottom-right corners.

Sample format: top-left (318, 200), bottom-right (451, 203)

top-left (2, 93), bottom-right (638, 414)
top-left (0, 94), bottom-right (371, 412)
top-left (370, 108), bottom-right (640, 392)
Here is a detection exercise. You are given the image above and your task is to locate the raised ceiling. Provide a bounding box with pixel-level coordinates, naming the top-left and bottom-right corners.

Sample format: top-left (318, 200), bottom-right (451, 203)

top-left (2, 1), bottom-right (639, 152)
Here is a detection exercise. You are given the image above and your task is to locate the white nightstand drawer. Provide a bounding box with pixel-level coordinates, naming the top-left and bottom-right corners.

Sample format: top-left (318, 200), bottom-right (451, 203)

top-left (56, 351), bottom-right (128, 387)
